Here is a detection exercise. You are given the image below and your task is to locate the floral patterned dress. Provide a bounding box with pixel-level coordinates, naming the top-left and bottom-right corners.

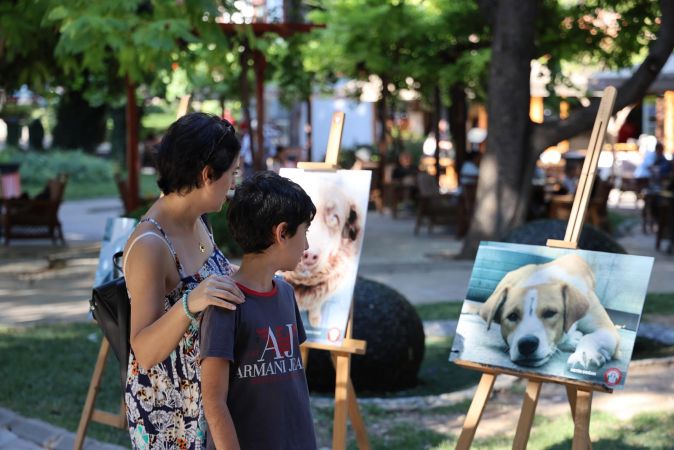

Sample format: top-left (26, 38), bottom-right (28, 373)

top-left (125, 218), bottom-right (232, 450)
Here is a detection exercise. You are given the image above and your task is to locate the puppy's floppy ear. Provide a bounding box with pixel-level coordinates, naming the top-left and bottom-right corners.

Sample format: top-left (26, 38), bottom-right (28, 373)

top-left (480, 287), bottom-right (508, 330)
top-left (342, 203), bottom-right (360, 241)
top-left (562, 283), bottom-right (589, 332)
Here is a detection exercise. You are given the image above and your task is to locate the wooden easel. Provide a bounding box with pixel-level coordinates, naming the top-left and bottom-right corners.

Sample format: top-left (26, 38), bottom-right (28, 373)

top-left (297, 111), bottom-right (371, 450)
top-left (455, 86), bottom-right (617, 450)
top-left (73, 336), bottom-right (127, 450)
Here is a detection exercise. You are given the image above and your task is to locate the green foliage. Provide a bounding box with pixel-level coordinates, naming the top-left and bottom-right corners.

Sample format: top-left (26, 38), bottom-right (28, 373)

top-left (1, 148), bottom-right (114, 187)
top-left (0, 0), bottom-right (60, 93)
top-left (306, 0), bottom-right (489, 107)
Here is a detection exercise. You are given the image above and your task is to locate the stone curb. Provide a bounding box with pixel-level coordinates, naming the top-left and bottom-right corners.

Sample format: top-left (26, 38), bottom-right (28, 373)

top-left (0, 407), bottom-right (126, 450)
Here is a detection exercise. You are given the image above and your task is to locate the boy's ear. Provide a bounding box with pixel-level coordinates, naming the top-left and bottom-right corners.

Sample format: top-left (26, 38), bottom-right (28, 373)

top-left (273, 222), bottom-right (289, 243)
top-left (200, 166), bottom-right (212, 186)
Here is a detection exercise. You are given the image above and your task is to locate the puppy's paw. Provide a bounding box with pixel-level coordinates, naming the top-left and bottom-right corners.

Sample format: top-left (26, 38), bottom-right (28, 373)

top-left (559, 330), bottom-right (583, 352)
top-left (567, 347), bottom-right (607, 371)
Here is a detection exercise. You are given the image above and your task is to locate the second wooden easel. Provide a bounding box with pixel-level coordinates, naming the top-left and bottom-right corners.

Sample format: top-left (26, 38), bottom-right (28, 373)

top-left (455, 86), bottom-right (617, 450)
top-left (296, 111), bottom-right (371, 450)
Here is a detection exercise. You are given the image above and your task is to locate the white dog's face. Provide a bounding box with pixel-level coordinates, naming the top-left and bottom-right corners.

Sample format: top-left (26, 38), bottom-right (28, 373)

top-left (481, 282), bottom-right (589, 367)
top-left (294, 193), bottom-right (360, 280)
top-left (283, 183), bottom-right (362, 327)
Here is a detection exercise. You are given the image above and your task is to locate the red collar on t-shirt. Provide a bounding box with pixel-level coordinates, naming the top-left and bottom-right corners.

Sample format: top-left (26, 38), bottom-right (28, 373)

top-left (235, 280), bottom-right (277, 297)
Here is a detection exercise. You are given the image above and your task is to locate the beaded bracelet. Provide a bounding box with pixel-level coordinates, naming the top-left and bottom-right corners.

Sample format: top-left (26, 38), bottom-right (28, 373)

top-left (182, 289), bottom-right (197, 321)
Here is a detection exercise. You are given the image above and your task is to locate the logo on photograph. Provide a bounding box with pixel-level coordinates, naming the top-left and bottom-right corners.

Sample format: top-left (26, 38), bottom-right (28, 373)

top-left (604, 368), bottom-right (623, 386)
top-left (327, 328), bottom-right (342, 342)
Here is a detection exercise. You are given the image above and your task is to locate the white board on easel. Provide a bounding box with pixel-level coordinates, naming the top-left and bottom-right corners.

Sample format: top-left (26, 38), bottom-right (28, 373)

top-left (280, 168), bottom-right (372, 345)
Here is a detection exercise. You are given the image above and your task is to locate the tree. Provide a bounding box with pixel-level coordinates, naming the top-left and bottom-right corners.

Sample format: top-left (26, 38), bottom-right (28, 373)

top-left (460, 0), bottom-right (674, 257)
top-left (305, 0), bottom-right (489, 178)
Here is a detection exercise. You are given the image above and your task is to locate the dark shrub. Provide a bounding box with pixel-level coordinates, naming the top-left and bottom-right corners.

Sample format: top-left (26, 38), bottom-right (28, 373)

top-left (306, 277), bottom-right (425, 393)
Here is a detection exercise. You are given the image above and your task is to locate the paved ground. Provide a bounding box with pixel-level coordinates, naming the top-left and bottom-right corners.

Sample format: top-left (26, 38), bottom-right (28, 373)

top-left (1, 195), bottom-right (673, 448)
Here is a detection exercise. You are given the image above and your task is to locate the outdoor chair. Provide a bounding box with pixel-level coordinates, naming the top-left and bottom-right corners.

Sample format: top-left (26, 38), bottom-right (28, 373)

top-left (548, 177), bottom-right (614, 233)
top-left (2, 173), bottom-right (68, 245)
top-left (414, 172), bottom-right (458, 234)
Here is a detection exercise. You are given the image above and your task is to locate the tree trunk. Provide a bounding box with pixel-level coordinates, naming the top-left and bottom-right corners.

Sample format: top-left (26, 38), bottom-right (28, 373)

top-left (459, 0), bottom-right (538, 258)
top-left (460, 0), bottom-right (674, 259)
top-left (305, 97), bottom-right (312, 161)
top-left (448, 82), bottom-right (468, 174)
top-left (239, 47), bottom-right (255, 168)
top-left (433, 85), bottom-right (441, 182)
top-left (377, 81), bottom-right (390, 186)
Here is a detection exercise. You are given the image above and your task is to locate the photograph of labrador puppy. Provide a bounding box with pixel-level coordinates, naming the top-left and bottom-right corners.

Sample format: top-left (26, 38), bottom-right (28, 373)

top-left (283, 182), bottom-right (363, 327)
top-left (479, 253), bottom-right (620, 371)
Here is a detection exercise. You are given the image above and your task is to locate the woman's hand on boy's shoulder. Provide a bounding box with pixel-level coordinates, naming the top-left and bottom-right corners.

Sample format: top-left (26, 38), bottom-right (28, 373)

top-left (188, 275), bottom-right (245, 314)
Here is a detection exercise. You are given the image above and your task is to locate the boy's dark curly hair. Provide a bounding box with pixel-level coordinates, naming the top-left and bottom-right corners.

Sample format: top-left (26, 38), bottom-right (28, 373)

top-left (155, 112), bottom-right (241, 195)
top-left (228, 171), bottom-right (316, 254)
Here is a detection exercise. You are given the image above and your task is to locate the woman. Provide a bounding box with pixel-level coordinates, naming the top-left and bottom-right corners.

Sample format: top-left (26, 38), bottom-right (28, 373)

top-left (122, 112), bottom-right (245, 449)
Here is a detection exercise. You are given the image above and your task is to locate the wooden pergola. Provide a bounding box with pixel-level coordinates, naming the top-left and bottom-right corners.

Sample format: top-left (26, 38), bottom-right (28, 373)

top-left (123, 22), bottom-right (321, 211)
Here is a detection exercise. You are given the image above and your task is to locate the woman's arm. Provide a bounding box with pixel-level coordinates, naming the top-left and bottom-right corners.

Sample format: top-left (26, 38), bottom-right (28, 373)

top-left (202, 357), bottom-right (240, 450)
top-left (126, 236), bottom-right (244, 369)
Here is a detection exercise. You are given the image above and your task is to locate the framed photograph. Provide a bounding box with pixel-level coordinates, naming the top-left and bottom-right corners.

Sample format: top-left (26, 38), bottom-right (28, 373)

top-left (279, 168), bottom-right (372, 345)
top-left (93, 217), bottom-right (138, 288)
top-left (450, 242), bottom-right (654, 389)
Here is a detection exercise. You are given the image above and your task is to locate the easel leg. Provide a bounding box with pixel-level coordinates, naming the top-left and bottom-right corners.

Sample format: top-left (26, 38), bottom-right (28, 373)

top-left (73, 338), bottom-right (111, 450)
top-left (330, 354), bottom-right (371, 450)
top-left (300, 345), bottom-right (309, 368)
top-left (512, 380), bottom-right (542, 450)
top-left (571, 389), bottom-right (593, 450)
top-left (332, 353), bottom-right (350, 450)
top-left (456, 373), bottom-right (497, 450)
top-left (566, 387), bottom-right (593, 450)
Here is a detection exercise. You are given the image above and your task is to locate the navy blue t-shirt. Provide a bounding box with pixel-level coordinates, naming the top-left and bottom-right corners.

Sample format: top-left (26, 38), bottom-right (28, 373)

top-left (200, 278), bottom-right (317, 450)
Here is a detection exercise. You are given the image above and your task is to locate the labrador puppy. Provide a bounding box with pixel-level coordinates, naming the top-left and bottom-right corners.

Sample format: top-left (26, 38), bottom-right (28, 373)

top-left (479, 254), bottom-right (619, 370)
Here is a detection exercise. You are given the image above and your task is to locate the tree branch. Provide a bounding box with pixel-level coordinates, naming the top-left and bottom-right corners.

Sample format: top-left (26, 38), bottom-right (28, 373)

top-left (532, 0), bottom-right (674, 153)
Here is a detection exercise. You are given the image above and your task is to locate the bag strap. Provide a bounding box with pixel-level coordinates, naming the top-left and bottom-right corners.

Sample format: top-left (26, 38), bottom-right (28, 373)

top-left (122, 231), bottom-right (175, 275)
top-left (112, 251), bottom-right (124, 278)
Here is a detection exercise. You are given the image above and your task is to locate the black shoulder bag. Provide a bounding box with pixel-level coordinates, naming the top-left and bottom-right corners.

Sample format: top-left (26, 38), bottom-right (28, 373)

top-left (88, 214), bottom-right (212, 391)
top-left (89, 251), bottom-right (130, 391)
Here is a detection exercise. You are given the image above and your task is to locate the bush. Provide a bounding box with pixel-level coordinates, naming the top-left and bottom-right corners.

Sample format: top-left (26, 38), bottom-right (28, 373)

top-left (502, 219), bottom-right (627, 254)
top-left (306, 277), bottom-right (425, 393)
top-left (0, 148), bottom-right (115, 186)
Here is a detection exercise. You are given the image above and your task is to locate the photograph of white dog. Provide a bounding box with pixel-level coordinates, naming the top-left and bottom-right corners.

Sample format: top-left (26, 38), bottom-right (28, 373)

top-left (279, 168), bottom-right (371, 345)
top-left (450, 242), bottom-right (653, 389)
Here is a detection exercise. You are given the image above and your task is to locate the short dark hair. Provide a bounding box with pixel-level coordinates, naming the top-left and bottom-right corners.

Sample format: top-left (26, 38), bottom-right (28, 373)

top-left (156, 112), bottom-right (241, 194)
top-left (228, 171), bottom-right (316, 253)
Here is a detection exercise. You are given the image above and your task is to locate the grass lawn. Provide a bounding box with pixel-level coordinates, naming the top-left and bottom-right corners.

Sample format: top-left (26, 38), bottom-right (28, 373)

top-left (2, 320), bottom-right (674, 449)
top-left (0, 323), bottom-right (130, 446)
top-left (415, 301), bottom-right (464, 321)
top-left (351, 410), bottom-right (674, 450)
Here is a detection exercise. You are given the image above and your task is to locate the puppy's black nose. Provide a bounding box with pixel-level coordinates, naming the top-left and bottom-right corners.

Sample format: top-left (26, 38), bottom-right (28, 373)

top-left (518, 335), bottom-right (539, 356)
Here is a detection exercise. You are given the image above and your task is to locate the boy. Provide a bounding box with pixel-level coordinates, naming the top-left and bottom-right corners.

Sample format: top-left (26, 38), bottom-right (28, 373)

top-left (200, 171), bottom-right (318, 450)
